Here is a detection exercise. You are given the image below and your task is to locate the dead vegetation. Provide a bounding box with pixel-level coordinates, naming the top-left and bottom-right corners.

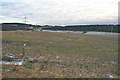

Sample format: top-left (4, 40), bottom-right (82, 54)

top-left (2, 31), bottom-right (118, 78)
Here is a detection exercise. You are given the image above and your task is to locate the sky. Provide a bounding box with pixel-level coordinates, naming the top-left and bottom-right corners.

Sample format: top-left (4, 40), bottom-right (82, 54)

top-left (0, 0), bottom-right (119, 25)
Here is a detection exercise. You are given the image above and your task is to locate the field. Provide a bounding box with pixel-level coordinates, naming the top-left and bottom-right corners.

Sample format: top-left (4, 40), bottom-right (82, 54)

top-left (2, 31), bottom-right (118, 78)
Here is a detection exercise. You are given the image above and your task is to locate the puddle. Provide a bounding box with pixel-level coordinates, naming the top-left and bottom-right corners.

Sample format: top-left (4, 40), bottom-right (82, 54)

top-left (42, 30), bottom-right (120, 35)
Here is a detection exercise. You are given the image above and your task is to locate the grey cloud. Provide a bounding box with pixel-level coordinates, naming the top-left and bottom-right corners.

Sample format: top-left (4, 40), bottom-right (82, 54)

top-left (1, 0), bottom-right (119, 25)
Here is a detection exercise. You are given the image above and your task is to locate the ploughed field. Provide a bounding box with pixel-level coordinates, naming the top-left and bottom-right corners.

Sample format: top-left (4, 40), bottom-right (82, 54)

top-left (2, 31), bottom-right (118, 78)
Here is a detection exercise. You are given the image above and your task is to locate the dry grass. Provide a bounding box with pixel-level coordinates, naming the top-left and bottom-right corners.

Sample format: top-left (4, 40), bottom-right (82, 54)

top-left (2, 31), bottom-right (118, 78)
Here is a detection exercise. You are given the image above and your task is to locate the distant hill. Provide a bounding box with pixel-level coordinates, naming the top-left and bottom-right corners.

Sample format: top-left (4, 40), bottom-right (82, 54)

top-left (2, 23), bottom-right (41, 31)
top-left (42, 24), bottom-right (119, 33)
top-left (1, 23), bottom-right (119, 33)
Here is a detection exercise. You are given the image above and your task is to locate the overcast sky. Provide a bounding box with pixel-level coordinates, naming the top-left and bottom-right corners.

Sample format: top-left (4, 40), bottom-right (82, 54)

top-left (0, 0), bottom-right (119, 25)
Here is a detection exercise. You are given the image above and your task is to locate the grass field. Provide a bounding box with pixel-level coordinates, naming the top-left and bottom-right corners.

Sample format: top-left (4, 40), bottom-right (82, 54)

top-left (2, 31), bottom-right (118, 78)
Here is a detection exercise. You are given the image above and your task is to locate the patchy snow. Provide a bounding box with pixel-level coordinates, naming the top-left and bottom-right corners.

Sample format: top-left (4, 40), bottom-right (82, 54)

top-left (109, 74), bottom-right (114, 78)
top-left (38, 56), bottom-right (44, 60)
top-left (0, 61), bottom-right (2, 64)
top-left (111, 61), bottom-right (118, 65)
top-left (4, 53), bottom-right (16, 59)
top-left (56, 56), bottom-right (59, 59)
top-left (23, 43), bottom-right (27, 47)
top-left (2, 53), bottom-right (25, 66)
top-left (108, 73), bottom-right (117, 78)
top-left (2, 59), bottom-right (24, 66)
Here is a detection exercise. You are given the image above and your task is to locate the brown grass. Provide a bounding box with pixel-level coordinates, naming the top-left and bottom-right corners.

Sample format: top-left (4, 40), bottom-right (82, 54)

top-left (2, 31), bottom-right (118, 78)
